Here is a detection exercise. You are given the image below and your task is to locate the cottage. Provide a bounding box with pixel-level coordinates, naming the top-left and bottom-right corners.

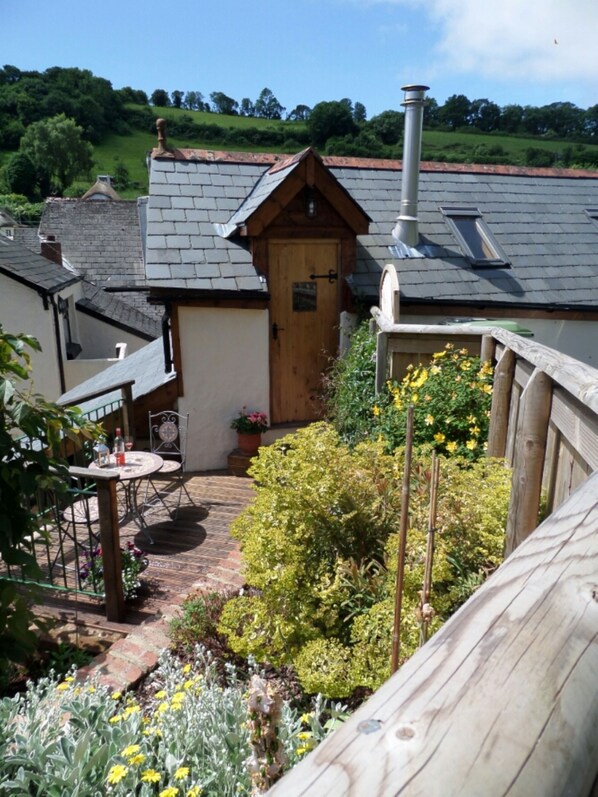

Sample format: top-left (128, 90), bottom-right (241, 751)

top-left (143, 86), bottom-right (598, 471)
top-left (0, 235), bottom-right (160, 399)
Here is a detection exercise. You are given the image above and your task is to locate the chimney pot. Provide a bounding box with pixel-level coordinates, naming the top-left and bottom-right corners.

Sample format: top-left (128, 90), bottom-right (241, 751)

top-left (393, 84), bottom-right (429, 248)
top-left (41, 236), bottom-right (62, 266)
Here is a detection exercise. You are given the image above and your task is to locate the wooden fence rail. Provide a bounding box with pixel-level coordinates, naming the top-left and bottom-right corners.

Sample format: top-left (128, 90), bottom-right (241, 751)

top-left (371, 312), bottom-right (598, 553)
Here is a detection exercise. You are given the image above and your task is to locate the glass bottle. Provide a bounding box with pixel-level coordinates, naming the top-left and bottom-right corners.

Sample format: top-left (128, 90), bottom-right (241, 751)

top-left (114, 427), bottom-right (126, 465)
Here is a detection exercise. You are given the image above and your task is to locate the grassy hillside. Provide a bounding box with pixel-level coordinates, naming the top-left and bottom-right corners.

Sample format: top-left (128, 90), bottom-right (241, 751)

top-left (421, 129), bottom-right (598, 165)
top-left (4, 103), bottom-right (597, 200)
top-left (69, 106), bottom-right (308, 198)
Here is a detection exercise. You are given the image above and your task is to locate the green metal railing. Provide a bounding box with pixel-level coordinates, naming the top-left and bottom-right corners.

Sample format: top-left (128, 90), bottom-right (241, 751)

top-left (1, 467), bottom-right (125, 621)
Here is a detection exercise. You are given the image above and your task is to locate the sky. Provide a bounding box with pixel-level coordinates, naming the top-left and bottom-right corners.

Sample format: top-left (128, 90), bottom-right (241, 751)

top-left (4, 0), bottom-right (598, 117)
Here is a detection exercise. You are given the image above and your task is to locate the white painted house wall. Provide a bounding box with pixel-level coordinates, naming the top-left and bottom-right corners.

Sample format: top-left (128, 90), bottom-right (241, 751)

top-left (401, 313), bottom-right (598, 367)
top-left (177, 306), bottom-right (269, 471)
top-left (1, 274), bottom-right (64, 399)
top-left (76, 312), bottom-right (150, 359)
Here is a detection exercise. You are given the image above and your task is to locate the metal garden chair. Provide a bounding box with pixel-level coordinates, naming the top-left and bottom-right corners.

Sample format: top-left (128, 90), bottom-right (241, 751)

top-left (145, 410), bottom-right (193, 516)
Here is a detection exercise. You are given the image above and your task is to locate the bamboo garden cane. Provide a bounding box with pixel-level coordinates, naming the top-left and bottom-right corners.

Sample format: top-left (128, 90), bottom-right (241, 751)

top-left (391, 404), bottom-right (414, 674)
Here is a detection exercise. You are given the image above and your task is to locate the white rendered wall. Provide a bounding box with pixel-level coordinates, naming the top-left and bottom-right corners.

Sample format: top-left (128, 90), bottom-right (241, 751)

top-left (401, 313), bottom-right (598, 367)
top-left (177, 306), bottom-right (270, 471)
top-left (76, 311), bottom-right (152, 359)
top-left (0, 275), bottom-right (63, 399)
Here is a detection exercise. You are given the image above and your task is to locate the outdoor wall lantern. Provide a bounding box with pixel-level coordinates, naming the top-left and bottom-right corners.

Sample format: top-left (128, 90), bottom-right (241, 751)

top-left (305, 187), bottom-right (317, 219)
top-left (93, 439), bottom-right (110, 467)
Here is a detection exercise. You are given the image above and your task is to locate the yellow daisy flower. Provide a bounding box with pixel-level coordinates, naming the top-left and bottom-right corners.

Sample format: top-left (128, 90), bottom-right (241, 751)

top-left (123, 705), bottom-right (141, 717)
top-left (174, 766), bottom-right (190, 781)
top-left (106, 764), bottom-right (129, 785)
top-left (121, 744), bottom-right (141, 757)
top-left (446, 441), bottom-right (458, 453)
top-left (466, 439), bottom-right (478, 450)
top-left (159, 787), bottom-right (179, 797)
top-left (141, 769), bottom-right (161, 783)
top-left (434, 432), bottom-right (446, 444)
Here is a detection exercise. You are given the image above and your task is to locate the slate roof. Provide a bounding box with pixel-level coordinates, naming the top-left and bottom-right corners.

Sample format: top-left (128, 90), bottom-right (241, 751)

top-left (39, 198), bottom-right (162, 320)
top-left (0, 234), bottom-right (79, 294)
top-left (58, 337), bottom-right (174, 418)
top-left (78, 281), bottom-right (161, 340)
top-left (146, 149), bottom-right (598, 310)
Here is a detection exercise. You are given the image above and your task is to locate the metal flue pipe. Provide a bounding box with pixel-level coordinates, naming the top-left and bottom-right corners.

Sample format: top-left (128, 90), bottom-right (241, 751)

top-left (393, 84), bottom-right (429, 248)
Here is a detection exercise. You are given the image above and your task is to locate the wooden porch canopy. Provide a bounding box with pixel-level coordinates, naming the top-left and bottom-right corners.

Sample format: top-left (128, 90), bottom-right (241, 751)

top-left (221, 147), bottom-right (371, 240)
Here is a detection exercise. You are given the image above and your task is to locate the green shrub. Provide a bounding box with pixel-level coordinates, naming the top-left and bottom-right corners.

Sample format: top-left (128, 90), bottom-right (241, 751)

top-left (219, 424), bottom-right (399, 668)
top-left (294, 639), bottom-right (355, 698)
top-left (374, 343), bottom-right (493, 460)
top-left (325, 330), bottom-right (493, 461)
top-left (219, 425), bottom-right (511, 697)
top-left (170, 589), bottom-right (231, 652)
top-left (323, 320), bottom-right (387, 446)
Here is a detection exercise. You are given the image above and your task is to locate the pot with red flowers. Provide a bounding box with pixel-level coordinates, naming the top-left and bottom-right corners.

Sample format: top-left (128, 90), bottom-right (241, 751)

top-left (230, 408), bottom-right (268, 454)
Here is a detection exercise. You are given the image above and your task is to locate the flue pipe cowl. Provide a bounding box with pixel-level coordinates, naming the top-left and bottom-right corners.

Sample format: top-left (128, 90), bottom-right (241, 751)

top-left (393, 84), bottom-right (429, 247)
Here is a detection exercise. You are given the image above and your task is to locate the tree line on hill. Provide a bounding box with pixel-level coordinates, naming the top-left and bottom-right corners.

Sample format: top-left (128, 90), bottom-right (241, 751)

top-left (2, 63), bottom-right (598, 202)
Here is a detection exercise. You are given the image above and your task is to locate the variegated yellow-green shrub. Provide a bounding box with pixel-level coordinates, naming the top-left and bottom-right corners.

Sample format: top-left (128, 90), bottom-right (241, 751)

top-left (219, 424), bottom-right (511, 698)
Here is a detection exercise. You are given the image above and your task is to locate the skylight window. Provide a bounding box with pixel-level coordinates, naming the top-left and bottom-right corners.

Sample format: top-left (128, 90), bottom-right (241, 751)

top-left (441, 207), bottom-right (510, 268)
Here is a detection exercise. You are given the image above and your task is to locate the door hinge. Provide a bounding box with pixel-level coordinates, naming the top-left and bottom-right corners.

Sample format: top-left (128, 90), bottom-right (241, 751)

top-left (272, 322), bottom-right (285, 340)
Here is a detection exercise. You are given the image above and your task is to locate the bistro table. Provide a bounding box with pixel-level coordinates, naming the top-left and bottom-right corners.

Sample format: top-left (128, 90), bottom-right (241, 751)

top-left (90, 451), bottom-right (164, 543)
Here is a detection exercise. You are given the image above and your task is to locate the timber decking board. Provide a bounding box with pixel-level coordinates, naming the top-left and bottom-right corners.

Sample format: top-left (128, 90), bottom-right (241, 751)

top-left (32, 471), bottom-right (255, 635)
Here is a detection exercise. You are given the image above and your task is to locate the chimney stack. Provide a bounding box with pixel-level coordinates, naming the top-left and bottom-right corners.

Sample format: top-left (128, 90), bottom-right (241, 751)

top-left (41, 234), bottom-right (63, 266)
top-left (393, 84), bottom-right (429, 247)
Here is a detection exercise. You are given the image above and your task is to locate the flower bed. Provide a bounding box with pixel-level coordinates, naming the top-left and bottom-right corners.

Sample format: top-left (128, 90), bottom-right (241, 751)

top-left (0, 647), bottom-right (345, 796)
top-left (79, 541), bottom-right (149, 601)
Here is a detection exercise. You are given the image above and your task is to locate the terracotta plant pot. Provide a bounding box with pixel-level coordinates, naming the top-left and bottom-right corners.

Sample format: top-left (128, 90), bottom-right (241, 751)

top-left (237, 432), bottom-right (262, 455)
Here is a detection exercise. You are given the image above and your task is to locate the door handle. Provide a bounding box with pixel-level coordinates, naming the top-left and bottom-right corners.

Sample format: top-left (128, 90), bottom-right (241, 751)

top-left (309, 269), bottom-right (338, 283)
top-left (272, 322), bottom-right (285, 340)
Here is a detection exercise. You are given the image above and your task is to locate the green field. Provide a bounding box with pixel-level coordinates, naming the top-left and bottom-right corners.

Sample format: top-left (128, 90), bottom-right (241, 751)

top-left (5, 103), bottom-right (598, 200)
top-left (421, 128), bottom-right (598, 164)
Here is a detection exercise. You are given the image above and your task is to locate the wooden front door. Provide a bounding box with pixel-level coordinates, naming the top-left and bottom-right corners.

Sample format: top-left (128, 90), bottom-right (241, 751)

top-left (269, 240), bottom-right (340, 424)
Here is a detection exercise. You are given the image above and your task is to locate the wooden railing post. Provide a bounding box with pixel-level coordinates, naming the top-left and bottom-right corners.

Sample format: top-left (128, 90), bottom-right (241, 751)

top-left (487, 347), bottom-right (516, 459)
top-left (375, 330), bottom-right (388, 393)
top-left (480, 332), bottom-right (495, 364)
top-left (95, 473), bottom-right (125, 622)
top-left (505, 369), bottom-right (552, 556)
top-left (122, 383), bottom-right (135, 439)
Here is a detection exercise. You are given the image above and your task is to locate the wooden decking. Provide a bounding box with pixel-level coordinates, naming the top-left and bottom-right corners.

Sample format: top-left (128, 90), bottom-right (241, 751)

top-left (35, 471), bottom-right (255, 641)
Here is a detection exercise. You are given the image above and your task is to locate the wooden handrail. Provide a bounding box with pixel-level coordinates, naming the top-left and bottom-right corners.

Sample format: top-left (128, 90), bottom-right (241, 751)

top-left (268, 472), bottom-right (598, 795)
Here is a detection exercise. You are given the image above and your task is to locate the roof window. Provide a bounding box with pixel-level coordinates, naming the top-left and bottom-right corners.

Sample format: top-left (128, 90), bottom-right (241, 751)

top-left (441, 207), bottom-right (509, 268)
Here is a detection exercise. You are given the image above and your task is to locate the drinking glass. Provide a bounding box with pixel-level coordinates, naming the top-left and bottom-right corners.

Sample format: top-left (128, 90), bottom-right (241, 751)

top-left (125, 436), bottom-right (134, 452)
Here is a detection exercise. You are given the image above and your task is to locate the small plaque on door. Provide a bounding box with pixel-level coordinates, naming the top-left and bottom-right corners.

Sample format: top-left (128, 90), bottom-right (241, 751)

top-left (293, 281), bottom-right (317, 311)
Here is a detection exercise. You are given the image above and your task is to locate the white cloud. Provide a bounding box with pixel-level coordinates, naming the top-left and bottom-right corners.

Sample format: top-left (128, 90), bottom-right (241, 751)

top-left (430, 0), bottom-right (598, 83)
top-left (356, 0), bottom-right (598, 85)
